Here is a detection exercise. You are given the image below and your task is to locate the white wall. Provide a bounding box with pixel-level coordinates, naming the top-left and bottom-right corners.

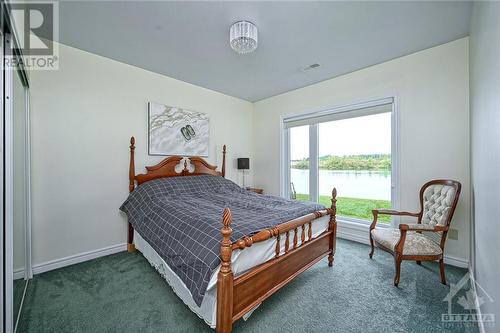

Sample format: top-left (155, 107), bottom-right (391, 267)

top-left (253, 38), bottom-right (470, 262)
top-left (470, 2), bottom-right (500, 326)
top-left (30, 38), bottom-right (471, 267)
top-left (29, 43), bottom-right (254, 266)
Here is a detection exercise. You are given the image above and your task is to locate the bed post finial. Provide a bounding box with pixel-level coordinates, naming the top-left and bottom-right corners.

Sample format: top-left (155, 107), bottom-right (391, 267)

top-left (328, 187), bottom-right (337, 267)
top-left (129, 137), bottom-right (136, 193)
top-left (128, 137), bottom-right (136, 252)
top-left (331, 188), bottom-right (337, 210)
top-left (217, 207), bottom-right (234, 333)
top-left (221, 208), bottom-right (232, 261)
top-left (221, 145), bottom-right (227, 178)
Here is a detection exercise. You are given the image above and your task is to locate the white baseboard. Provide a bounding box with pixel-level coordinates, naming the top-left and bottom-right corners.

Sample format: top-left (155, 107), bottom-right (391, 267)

top-left (29, 223), bottom-right (468, 275)
top-left (337, 222), bottom-right (370, 245)
top-left (13, 268), bottom-right (25, 280)
top-left (32, 243), bottom-right (127, 275)
top-left (337, 220), bottom-right (469, 268)
top-left (443, 255), bottom-right (469, 269)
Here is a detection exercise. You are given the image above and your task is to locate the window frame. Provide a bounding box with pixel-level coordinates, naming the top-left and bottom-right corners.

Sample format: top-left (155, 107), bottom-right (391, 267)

top-left (281, 97), bottom-right (400, 227)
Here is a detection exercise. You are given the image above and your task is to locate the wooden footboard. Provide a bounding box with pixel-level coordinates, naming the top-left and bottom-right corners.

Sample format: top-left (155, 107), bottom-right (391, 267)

top-left (216, 189), bottom-right (337, 333)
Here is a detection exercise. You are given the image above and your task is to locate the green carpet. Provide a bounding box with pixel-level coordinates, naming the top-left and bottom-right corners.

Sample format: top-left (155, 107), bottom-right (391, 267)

top-left (18, 239), bottom-right (478, 332)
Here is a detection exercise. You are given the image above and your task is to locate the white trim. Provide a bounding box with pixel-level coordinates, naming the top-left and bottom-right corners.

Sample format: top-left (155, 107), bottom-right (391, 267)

top-left (309, 124), bottom-right (318, 201)
top-left (32, 243), bottom-right (127, 275)
top-left (279, 115), bottom-right (288, 198)
top-left (443, 255), bottom-right (469, 269)
top-left (336, 214), bottom-right (390, 226)
top-left (0, 29), bottom-right (5, 333)
top-left (337, 221), bottom-right (372, 244)
top-left (25, 89), bottom-right (32, 279)
top-left (390, 96), bottom-right (401, 226)
top-left (13, 269), bottom-right (25, 280)
top-left (26, 237), bottom-right (469, 277)
top-left (337, 220), bottom-right (469, 268)
top-left (282, 97), bottom-right (394, 124)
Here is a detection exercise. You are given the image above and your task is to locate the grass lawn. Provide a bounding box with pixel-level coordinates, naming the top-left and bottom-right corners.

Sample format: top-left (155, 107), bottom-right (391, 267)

top-left (295, 194), bottom-right (391, 223)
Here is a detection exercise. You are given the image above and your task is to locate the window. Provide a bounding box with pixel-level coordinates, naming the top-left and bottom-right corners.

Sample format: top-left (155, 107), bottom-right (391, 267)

top-left (283, 98), bottom-right (397, 224)
top-left (289, 125), bottom-right (309, 201)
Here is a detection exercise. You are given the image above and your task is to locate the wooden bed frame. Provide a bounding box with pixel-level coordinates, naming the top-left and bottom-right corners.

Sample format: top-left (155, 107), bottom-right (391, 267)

top-left (126, 137), bottom-right (337, 333)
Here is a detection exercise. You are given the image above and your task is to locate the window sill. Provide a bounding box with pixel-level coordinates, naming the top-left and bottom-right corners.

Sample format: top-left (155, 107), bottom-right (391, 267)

top-left (337, 216), bottom-right (391, 229)
top-left (336, 217), bottom-right (390, 246)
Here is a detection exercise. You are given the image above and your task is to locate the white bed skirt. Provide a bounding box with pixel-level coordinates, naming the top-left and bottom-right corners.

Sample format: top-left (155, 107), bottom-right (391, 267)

top-left (134, 215), bottom-right (330, 328)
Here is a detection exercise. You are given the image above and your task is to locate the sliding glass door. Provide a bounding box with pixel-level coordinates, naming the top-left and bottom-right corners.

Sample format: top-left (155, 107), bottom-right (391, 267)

top-left (283, 99), bottom-right (397, 225)
top-left (318, 112), bottom-right (392, 222)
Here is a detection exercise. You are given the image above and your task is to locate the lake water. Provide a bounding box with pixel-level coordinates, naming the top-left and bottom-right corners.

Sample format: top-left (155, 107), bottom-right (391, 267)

top-left (291, 169), bottom-right (391, 200)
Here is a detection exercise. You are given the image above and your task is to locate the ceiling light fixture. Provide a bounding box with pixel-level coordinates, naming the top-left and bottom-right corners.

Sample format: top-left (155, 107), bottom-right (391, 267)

top-left (230, 21), bottom-right (258, 54)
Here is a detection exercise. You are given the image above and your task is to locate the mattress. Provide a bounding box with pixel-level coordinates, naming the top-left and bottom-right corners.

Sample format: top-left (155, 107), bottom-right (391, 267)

top-left (134, 214), bottom-right (330, 328)
top-left (121, 175), bottom-right (326, 306)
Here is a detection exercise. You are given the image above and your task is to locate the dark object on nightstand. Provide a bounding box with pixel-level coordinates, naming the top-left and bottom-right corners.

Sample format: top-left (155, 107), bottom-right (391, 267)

top-left (246, 187), bottom-right (263, 194)
top-left (237, 158), bottom-right (249, 170)
top-left (237, 158), bottom-right (250, 187)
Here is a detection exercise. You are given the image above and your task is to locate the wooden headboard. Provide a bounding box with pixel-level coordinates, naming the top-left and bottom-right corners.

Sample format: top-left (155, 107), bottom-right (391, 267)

top-left (128, 136), bottom-right (226, 192)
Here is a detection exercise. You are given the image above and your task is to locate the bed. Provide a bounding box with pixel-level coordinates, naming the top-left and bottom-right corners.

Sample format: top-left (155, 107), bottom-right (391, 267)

top-left (121, 137), bottom-right (337, 333)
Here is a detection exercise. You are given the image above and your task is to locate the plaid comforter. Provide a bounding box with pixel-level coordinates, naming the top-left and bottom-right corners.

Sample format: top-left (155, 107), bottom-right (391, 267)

top-left (120, 175), bottom-right (325, 306)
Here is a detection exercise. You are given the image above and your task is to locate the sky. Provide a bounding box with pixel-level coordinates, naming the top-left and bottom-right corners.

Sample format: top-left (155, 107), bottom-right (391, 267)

top-left (290, 112), bottom-right (391, 160)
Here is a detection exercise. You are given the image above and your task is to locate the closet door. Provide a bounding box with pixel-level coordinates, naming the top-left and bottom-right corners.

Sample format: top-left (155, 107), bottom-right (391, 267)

top-left (0, 27), bottom-right (4, 333)
top-left (12, 49), bottom-right (29, 331)
top-left (4, 30), bottom-right (31, 333)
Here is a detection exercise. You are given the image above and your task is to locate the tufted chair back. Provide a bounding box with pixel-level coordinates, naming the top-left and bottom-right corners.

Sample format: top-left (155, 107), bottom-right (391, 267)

top-left (418, 180), bottom-right (461, 228)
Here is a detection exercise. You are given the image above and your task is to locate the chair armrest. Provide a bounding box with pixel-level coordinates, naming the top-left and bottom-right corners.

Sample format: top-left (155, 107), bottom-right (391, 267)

top-left (374, 209), bottom-right (420, 217)
top-left (399, 223), bottom-right (448, 232)
top-left (370, 209), bottom-right (420, 230)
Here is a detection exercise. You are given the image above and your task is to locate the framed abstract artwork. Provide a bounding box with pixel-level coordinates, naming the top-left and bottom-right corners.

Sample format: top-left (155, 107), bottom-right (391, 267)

top-left (148, 102), bottom-right (209, 156)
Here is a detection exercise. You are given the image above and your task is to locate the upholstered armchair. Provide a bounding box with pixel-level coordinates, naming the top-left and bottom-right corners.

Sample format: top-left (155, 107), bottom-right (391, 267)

top-left (369, 180), bottom-right (461, 286)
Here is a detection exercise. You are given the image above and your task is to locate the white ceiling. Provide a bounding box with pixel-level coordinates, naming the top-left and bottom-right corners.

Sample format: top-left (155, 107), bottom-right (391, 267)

top-left (55, 1), bottom-right (472, 102)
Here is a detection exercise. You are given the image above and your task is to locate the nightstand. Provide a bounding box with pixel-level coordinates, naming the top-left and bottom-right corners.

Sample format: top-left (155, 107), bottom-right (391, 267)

top-left (246, 187), bottom-right (264, 194)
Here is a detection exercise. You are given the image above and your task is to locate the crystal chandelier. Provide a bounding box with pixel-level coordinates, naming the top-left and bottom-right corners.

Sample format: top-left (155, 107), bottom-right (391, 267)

top-left (230, 21), bottom-right (258, 54)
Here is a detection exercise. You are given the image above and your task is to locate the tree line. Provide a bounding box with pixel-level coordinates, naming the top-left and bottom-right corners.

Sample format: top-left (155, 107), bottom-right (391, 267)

top-left (292, 154), bottom-right (391, 171)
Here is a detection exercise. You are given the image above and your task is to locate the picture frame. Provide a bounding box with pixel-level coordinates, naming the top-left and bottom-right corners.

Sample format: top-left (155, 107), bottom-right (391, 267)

top-left (148, 102), bottom-right (209, 157)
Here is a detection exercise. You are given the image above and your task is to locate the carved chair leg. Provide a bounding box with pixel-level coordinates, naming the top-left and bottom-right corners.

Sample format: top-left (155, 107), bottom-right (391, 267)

top-left (369, 235), bottom-right (375, 259)
top-left (439, 259), bottom-right (446, 285)
top-left (416, 260), bottom-right (421, 265)
top-left (394, 256), bottom-right (402, 287)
